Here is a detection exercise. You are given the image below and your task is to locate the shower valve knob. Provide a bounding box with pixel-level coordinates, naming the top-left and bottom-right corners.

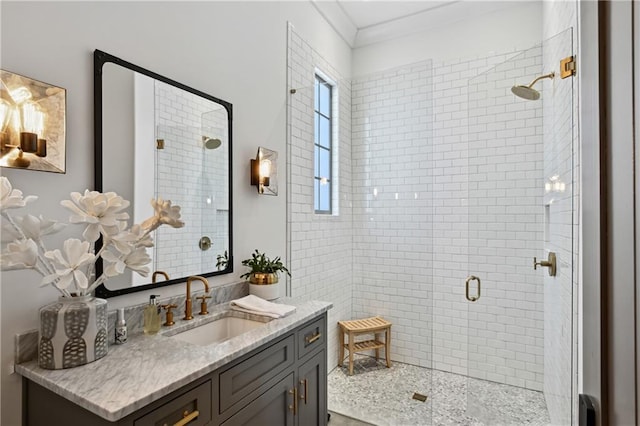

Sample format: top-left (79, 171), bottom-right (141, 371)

top-left (533, 252), bottom-right (557, 277)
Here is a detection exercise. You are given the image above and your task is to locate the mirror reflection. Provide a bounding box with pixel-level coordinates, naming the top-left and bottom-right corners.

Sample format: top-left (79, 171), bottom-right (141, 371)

top-left (94, 50), bottom-right (233, 297)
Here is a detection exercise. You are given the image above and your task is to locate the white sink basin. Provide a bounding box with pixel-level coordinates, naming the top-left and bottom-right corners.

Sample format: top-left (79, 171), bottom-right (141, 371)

top-left (170, 316), bottom-right (267, 346)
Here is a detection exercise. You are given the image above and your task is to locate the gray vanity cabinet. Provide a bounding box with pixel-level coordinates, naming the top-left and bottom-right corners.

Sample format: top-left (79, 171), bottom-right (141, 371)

top-left (215, 314), bottom-right (327, 426)
top-left (297, 350), bottom-right (327, 426)
top-left (220, 373), bottom-right (296, 426)
top-left (22, 312), bottom-right (327, 426)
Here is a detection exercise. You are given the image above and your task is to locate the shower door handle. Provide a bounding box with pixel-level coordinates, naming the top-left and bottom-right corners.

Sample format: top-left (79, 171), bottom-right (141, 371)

top-left (465, 275), bottom-right (481, 302)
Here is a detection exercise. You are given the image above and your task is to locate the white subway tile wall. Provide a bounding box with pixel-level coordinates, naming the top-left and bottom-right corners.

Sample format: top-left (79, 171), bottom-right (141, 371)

top-left (351, 62), bottom-right (435, 369)
top-left (466, 47), bottom-right (544, 391)
top-left (287, 25), bottom-right (353, 370)
top-left (542, 1), bottom-right (579, 423)
top-left (155, 81), bottom-right (230, 278)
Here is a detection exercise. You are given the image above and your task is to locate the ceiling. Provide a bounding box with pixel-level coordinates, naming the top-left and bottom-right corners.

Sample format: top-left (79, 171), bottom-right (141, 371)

top-left (338, 0), bottom-right (457, 29)
top-left (311, 0), bottom-right (525, 48)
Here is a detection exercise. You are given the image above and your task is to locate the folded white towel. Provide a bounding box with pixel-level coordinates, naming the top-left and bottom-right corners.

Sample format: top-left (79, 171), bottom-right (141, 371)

top-left (230, 295), bottom-right (296, 319)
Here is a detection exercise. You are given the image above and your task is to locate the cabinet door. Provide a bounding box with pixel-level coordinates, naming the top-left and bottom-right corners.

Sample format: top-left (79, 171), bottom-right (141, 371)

top-left (221, 373), bottom-right (295, 426)
top-left (297, 350), bottom-right (327, 426)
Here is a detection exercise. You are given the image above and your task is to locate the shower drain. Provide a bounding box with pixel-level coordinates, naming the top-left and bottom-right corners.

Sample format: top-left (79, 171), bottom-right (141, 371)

top-left (412, 392), bottom-right (428, 402)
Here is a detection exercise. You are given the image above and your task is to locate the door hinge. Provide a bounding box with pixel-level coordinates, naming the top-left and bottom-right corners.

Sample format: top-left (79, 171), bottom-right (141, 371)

top-left (560, 56), bottom-right (576, 79)
top-left (156, 139), bottom-right (165, 149)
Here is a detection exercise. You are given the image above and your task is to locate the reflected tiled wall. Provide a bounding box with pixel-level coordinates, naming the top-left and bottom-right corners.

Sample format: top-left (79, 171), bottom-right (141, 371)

top-left (155, 82), bottom-right (229, 277)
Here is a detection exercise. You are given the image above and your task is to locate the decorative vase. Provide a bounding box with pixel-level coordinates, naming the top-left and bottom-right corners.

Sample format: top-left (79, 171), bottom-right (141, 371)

top-left (248, 273), bottom-right (280, 300)
top-left (38, 296), bottom-right (108, 370)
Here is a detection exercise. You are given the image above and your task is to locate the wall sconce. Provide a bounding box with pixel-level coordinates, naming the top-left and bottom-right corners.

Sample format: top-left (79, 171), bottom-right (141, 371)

top-left (19, 102), bottom-right (45, 154)
top-left (250, 147), bottom-right (278, 196)
top-left (0, 70), bottom-right (66, 173)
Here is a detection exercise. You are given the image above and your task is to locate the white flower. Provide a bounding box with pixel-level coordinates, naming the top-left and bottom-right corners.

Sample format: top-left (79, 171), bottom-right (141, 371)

top-left (1, 239), bottom-right (38, 270)
top-left (61, 190), bottom-right (130, 242)
top-left (0, 177), bottom-right (37, 211)
top-left (130, 224), bottom-right (154, 248)
top-left (42, 239), bottom-right (96, 290)
top-left (108, 223), bottom-right (154, 255)
top-left (0, 177), bottom-right (184, 297)
top-left (141, 198), bottom-right (185, 232)
top-left (102, 246), bottom-right (151, 278)
top-left (2, 214), bottom-right (65, 242)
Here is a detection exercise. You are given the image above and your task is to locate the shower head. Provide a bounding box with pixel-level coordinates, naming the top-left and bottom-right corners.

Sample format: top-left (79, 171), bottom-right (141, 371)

top-left (202, 136), bottom-right (222, 150)
top-left (511, 72), bottom-right (555, 101)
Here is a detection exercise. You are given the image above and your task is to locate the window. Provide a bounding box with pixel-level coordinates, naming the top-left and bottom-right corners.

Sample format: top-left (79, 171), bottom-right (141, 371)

top-left (314, 74), bottom-right (332, 213)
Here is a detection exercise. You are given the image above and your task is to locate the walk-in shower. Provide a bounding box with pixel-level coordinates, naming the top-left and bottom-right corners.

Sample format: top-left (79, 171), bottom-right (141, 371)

top-left (287, 22), bottom-right (576, 426)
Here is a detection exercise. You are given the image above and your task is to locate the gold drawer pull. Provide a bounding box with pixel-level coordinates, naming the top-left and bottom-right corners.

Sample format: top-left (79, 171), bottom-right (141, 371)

top-left (305, 332), bottom-right (321, 344)
top-left (289, 388), bottom-right (298, 415)
top-left (174, 410), bottom-right (199, 426)
top-left (300, 379), bottom-right (308, 404)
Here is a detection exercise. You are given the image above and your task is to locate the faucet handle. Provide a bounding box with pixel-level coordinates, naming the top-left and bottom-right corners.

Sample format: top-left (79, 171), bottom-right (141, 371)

top-left (196, 295), bottom-right (211, 315)
top-left (161, 304), bottom-right (178, 326)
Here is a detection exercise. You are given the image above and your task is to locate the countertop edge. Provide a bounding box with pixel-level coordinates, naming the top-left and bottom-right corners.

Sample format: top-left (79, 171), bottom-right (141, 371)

top-left (17, 300), bottom-right (332, 422)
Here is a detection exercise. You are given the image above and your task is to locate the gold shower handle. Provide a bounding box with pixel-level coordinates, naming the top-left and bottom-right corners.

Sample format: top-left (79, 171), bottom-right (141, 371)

top-left (533, 252), bottom-right (557, 276)
top-left (465, 275), bottom-right (481, 302)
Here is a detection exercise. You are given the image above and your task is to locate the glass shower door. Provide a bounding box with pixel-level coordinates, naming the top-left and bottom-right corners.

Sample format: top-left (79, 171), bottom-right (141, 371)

top-left (465, 28), bottom-right (575, 425)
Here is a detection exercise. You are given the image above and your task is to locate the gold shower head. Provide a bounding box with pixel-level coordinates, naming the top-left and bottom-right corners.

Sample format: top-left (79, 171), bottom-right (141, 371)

top-left (511, 72), bottom-right (555, 100)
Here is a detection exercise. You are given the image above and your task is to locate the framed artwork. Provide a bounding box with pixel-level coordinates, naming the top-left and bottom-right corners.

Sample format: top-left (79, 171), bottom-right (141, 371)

top-left (0, 69), bottom-right (66, 173)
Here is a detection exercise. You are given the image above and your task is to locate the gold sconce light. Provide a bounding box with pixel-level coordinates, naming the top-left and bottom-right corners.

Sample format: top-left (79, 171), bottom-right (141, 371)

top-left (0, 70), bottom-right (66, 173)
top-left (250, 147), bottom-right (278, 196)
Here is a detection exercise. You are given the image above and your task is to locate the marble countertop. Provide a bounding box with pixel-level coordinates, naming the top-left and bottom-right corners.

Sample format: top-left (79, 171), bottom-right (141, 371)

top-left (16, 299), bottom-right (332, 422)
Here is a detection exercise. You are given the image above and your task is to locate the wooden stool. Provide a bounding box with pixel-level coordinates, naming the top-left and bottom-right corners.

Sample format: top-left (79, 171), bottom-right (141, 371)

top-left (338, 316), bottom-right (392, 375)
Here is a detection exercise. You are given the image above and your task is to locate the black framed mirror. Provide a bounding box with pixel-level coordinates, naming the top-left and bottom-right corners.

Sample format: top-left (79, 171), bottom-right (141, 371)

top-left (94, 50), bottom-right (233, 298)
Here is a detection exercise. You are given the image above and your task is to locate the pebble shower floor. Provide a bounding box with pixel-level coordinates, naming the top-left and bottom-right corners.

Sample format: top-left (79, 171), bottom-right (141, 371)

top-left (328, 355), bottom-right (551, 426)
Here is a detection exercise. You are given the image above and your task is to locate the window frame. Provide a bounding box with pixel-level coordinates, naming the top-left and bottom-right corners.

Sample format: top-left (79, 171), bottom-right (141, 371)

top-left (314, 74), bottom-right (333, 214)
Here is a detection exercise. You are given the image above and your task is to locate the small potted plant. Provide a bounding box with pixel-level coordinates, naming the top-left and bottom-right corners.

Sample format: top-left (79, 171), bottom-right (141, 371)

top-left (216, 250), bottom-right (229, 271)
top-left (240, 249), bottom-right (290, 300)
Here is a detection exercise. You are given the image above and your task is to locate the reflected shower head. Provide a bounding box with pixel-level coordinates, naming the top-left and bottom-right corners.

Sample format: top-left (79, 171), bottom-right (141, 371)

top-left (511, 72), bottom-right (555, 101)
top-left (202, 136), bottom-right (222, 150)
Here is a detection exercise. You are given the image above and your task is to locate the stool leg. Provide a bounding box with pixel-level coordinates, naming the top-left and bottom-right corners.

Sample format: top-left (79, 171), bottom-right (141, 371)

top-left (375, 333), bottom-right (380, 361)
top-left (338, 328), bottom-right (344, 367)
top-left (385, 328), bottom-right (391, 368)
top-left (348, 332), bottom-right (354, 376)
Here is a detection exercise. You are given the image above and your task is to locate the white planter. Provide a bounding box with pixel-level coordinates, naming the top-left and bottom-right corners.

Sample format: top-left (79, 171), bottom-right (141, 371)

top-left (38, 296), bottom-right (108, 369)
top-left (249, 283), bottom-right (280, 300)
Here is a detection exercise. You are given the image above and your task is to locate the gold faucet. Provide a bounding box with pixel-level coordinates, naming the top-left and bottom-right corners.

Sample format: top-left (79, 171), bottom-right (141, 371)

top-left (184, 276), bottom-right (210, 320)
top-left (152, 271), bottom-right (169, 283)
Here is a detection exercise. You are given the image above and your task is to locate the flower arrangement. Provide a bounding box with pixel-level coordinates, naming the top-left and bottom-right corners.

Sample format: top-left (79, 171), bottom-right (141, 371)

top-left (0, 177), bottom-right (184, 297)
top-left (240, 249), bottom-right (290, 284)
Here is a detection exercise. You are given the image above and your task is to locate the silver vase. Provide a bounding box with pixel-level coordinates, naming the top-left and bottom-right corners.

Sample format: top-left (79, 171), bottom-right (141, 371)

top-left (38, 295), bottom-right (108, 369)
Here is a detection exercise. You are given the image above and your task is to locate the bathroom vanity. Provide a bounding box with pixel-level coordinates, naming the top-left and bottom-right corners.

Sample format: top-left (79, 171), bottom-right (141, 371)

top-left (18, 300), bottom-right (331, 426)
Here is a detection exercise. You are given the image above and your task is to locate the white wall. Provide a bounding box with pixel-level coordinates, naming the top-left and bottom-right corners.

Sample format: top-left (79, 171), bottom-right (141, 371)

top-left (0, 2), bottom-right (351, 425)
top-left (352, 2), bottom-right (542, 76)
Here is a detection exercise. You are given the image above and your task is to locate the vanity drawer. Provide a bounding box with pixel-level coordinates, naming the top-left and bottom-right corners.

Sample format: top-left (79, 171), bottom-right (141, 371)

top-left (297, 315), bottom-right (326, 360)
top-left (134, 379), bottom-right (212, 426)
top-left (219, 334), bottom-right (295, 415)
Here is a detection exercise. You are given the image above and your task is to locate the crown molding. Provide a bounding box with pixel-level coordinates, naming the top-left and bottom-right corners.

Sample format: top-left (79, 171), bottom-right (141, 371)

top-left (311, 0), bottom-right (359, 47)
